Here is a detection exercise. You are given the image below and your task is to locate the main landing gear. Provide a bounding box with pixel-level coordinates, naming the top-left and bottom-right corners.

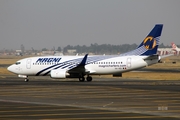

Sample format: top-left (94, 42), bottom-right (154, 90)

top-left (86, 76), bottom-right (92, 82)
top-left (79, 75), bottom-right (92, 82)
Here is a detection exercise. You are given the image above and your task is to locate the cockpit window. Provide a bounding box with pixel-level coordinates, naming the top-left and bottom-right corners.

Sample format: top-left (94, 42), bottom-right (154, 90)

top-left (15, 62), bottom-right (21, 65)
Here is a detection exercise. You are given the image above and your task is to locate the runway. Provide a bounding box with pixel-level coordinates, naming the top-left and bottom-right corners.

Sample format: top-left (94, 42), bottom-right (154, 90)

top-left (0, 76), bottom-right (180, 119)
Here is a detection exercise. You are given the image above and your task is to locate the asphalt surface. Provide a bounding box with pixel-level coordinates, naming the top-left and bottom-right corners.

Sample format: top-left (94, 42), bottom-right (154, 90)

top-left (0, 76), bottom-right (180, 120)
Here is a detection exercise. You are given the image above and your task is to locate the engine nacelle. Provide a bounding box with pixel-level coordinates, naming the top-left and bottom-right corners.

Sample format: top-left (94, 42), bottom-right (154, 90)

top-left (50, 69), bottom-right (69, 79)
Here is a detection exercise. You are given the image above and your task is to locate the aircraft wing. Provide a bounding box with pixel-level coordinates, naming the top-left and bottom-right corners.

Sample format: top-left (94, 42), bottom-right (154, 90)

top-left (67, 54), bottom-right (88, 73)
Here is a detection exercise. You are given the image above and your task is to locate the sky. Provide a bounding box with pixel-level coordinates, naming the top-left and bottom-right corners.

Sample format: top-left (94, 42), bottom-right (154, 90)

top-left (0, 0), bottom-right (180, 50)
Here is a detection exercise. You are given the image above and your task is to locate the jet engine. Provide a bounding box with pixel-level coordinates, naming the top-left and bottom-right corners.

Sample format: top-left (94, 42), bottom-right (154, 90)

top-left (50, 69), bottom-right (69, 78)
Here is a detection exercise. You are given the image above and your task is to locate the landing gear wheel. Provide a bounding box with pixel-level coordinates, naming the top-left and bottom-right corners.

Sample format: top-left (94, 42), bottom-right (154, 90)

top-left (79, 77), bottom-right (85, 82)
top-left (86, 76), bottom-right (92, 82)
top-left (25, 79), bottom-right (29, 82)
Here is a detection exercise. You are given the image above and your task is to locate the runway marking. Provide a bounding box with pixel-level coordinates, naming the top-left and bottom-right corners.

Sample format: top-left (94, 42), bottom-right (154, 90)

top-left (0, 97), bottom-right (179, 119)
top-left (0, 79), bottom-right (180, 119)
top-left (103, 102), bottom-right (114, 107)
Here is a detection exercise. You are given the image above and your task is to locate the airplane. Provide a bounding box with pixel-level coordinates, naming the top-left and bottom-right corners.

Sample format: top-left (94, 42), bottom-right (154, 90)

top-left (8, 24), bottom-right (163, 82)
top-left (157, 47), bottom-right (172, 56)
top-left (157, 42), bottom-right (179, 56)
top-left (171, 42), bottom-right (180, 55)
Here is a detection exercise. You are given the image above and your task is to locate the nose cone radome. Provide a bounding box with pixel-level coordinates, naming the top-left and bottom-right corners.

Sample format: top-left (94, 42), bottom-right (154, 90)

top-left (7, 65), bottom-right (15, 73)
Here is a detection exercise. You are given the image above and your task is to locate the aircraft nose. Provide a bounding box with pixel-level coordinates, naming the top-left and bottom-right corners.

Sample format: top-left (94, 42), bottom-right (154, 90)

top-left (7, 65), bottom-right (12, 71)
top-left (7, 65), bottom-right (15, 73)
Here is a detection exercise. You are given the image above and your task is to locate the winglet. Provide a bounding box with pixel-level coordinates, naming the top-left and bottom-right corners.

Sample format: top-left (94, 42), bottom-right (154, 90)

top-left (67, 54), bottom-right (88, 73)
top-left (79, 54), bottom-right (88, 66)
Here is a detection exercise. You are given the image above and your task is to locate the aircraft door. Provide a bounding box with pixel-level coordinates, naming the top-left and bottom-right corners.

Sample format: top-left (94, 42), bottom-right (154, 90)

top-left (126, 57), bottom-right (131, 68)
top-left (26, 59), bottom-right (31, 69)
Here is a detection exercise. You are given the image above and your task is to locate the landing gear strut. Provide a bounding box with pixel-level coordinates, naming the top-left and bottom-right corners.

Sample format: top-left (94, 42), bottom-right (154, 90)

top-left (79, 77), bottom-right (85, 82)
top-left (18, 75), bottom-right (29, 82)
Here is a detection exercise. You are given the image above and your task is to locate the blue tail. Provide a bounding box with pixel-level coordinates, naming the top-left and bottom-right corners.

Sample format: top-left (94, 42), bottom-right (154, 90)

top-left (121, 24), bottom-right (163, 56)
top-left (137, 24), bottom-right (163, 55)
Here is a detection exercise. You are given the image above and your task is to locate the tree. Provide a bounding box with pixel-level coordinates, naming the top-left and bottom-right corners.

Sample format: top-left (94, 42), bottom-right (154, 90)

top-left (57, 47), bottom-right (62, 52)
top-left (21, 44), bottom-right (25, 54)
top-left (42, 48), bottom-right (48, 51)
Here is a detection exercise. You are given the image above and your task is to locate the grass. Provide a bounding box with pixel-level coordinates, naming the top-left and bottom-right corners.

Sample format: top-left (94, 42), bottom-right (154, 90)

top-left (0, 68), bottom-right (14, 75)
top-left (123, 72), bottom-right (180, 80)
top-left (0, 59), bottom-right (18, 64)
top-left (0, 56), bottom-right (26, 64)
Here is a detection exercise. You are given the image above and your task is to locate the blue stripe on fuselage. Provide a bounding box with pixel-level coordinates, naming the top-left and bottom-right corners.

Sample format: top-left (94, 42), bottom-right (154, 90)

top-left (36, 55), bottom-right (118, 76)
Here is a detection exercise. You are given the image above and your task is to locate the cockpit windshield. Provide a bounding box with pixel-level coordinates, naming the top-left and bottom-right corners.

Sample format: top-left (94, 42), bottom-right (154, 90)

top-left (15, 62), bottom-right (21, 65)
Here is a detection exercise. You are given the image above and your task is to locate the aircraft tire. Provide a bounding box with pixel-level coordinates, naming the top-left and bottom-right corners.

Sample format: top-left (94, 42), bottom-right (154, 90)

top-left (86, 76), bottom-right (92, 82)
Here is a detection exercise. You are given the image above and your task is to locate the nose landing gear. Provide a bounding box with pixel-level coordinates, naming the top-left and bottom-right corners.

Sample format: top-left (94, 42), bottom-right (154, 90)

top-left (18, 75), bottom-right (29, 82)
top-left (25, 78), bottom-right (29, 82)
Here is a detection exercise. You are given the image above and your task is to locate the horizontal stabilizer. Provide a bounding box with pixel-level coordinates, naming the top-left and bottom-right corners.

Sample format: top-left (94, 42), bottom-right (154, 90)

top-left (143, 54), bottom-right (159, 60)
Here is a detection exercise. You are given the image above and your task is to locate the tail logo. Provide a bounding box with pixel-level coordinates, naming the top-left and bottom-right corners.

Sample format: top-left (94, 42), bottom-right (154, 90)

top-left (143, 36), bottom-right (156, 50)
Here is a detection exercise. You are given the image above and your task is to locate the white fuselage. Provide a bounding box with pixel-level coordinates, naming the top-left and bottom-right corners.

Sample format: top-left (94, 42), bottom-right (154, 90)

top-left (7, 55), bottom-right (158, 77)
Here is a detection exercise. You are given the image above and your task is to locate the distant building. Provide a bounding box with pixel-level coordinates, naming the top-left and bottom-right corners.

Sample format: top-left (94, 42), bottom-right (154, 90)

top-left (41, 51), bottom-right (55, 56)
top-left (67, 49), bottom-right (77, 55)
top-left (54, 51), bottom-right (64, 56)
top-left (15, 50), bottom-right (22, 56)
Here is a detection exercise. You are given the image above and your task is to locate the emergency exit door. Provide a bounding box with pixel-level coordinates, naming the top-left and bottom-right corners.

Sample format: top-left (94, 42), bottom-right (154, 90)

top-left (126, 57), bottom-right (131, 68)
top-left (26, 59), bottom-right (31, 69)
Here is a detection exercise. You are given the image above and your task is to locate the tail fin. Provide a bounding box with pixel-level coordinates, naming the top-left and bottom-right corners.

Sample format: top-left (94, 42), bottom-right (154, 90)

top-left (137, 24), bottom-right (163, 55)
top-left (121, 24), bottom-right (163, 56)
